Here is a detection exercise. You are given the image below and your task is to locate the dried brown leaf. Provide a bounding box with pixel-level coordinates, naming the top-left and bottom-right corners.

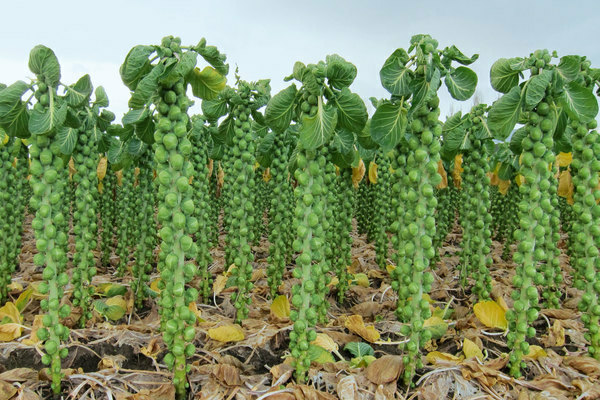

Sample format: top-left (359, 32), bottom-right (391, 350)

top-left (212, 364), bottom-right (242, 386)
top-left (365, 355), bottom-right (403, 385)
top-left (564, 356), bottom-right (600, 378)
top-left (336, 375), bottom-right (358, 399)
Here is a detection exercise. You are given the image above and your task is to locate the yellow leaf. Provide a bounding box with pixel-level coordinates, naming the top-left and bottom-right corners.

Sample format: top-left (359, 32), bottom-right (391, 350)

top-left (473, 300), bottom-right (508, 330)
top-left (328, 276), bottom-right (339, 287)
top-left (263, 168), bottom-right (271, 183)
top-left (368, 162), bottom-right (378, 184)
top-left (68, 157), bottom-right (76, 179)
top-left (452, 154), bottom-right (463, 189)
top-left (437, 160), bottom-right (448, 189)
top-left (212, 275), bottom-right (228, 296)
top-left (353, 273), bottom-right (370, 288)
top-left (97, 157), bottom-right (108, 181)
top-left (462, 338), bottom-right (484, 360)
top-left (558, 170), bottom-right (573, 199)
top-left (423, 316), bottom-right (448, 339)
top-left (498, 179), bottom-right (510, 195)
top-left (524, 345), bottom-right (547, 360)
top-left (489, 163), bottom-right (501, 186)
top-left (311, 333), bottom-right (338, 352)
top-left (149, 279), bottom-right (161, 294)
top-left (99, 296), bottom-right (127, 321)
top-left (22, 314), bottom-right (44, 345)
top-left (0, 302), bottom-right (21, 324)
top-left (515, 174), bottom-right (525, 186)
top-left (0, 323), bottom-right (23, 341)
top-left (0, 302), bottom-right (22, 342)
top-left (116, 170), bottom-right (123, 186)
top-left (207, 159), bottom-right (214, 178)
top-left (556, 152), bottom-right (572, 167)
top-left (270, 295), bottom-right (291, 319)
top-left (344, 315), bottom-right (380, 343)
top-left (188, 302), bottom-right (205, 323)
top-left (15, 287), bottom-right (33, 312)
top-left (425, 351), bottom-right (463, 365)
top-left (254, 162), bottom-right (260, 171)
top-left (28, 281), bottom-right (48, 300)
top-left (495, 296), bottom-right (509, 312)
top-left (218, 164), bottom-right (225, 188)
top-left (352, 159), bottom-right (365, 188)
top-left (385, 264), bottom-right (396, 275)
top-left (251, 268), bottom-right (265, 281)
top-left (141, 338), bottom-right (161, 358)
top-left (98, 181), bottom-right (104, 194)
top-left (208, 324), bottom-right (245, 343)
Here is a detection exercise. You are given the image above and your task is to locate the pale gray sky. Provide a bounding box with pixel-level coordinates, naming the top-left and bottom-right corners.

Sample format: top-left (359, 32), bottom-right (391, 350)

top-left (1, 1), bottom-right (598, 120)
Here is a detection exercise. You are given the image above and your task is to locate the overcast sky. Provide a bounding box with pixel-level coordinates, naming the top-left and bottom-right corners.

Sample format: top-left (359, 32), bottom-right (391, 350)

top-left (1, 1), bottom-right (598, 121)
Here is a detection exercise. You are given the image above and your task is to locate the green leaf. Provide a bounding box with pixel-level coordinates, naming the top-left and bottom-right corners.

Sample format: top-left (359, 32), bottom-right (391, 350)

top-left (308, 344), bottom-right (335, 364)
top-left (128, 63), bottom-right (164, 109)
top-left (187, 66), bottom-right (226, 100)
top-left (122, 108), bottom-right (148, 126)
top-left (56, 126), bottom-right (78, 155)
top-left (444, 45), bottom-right (478, 66)
top-left (370, 102), bottom-right (407, 150)
top-left (559, 81), bottom-right (599, 123)
top-left (265, 84), bottom-right (297, 133)
top-left (28, 45), bottom-right (61, 87)
top-left (357, 119), bottom-right (378, 150)
top-left (119, 45), bottom-right (154, 90)
top-left (127, 137), bottom-right (146, 157)
top-left (65, 74), bottom-right (93, 107)
top-left (380, 49), bottom-right (413, 96)
top-left (410, 68), bottom-right (441, 113)
top-left (256, 131), bottom-right (275, 168)
top-left (107, 138), bottom-right (126, 165)
top-left (509, 126), bottom-right (528, 154)
top-left (445, 67), bottom-right (477, 101)
top-left (326, 54), bottom-right (357, 89)
top-left (64, 107), bottom-right (81, 129)
top-left (556, 56), bottom-right (581, 82)
top-left (333, 88), bottom-right (367, 133)
top-left (490, 58), bottom-right (521, 93)
top-left (29, 101), bottom-right (68, 135)
top-left (0, 81), bottom-right (29, 118)
top-left (524, 69), bottom-right (552, 108)
top-left (202, 98), bottom-right (228, 121)
top-left (94, 86), bottom-right (109, 107)
top-left (298, 98), bottom-right (337, 150)
top-left (217, 115), bottom-right (235, 145)
top-left (174, 51), bottom-right (198, 77)
top-left (0, 102), bottom-right (29, 138)
top-left (196, 42), bottom-right (229, 76)
top-left (344, 342), bottom-right (374, 358)
top-left (488, 86), bottom-right (522, 140)
top-left (135, 116), bottom-right (155, 145)
top-left (498, 161), bottom-right (516, 180)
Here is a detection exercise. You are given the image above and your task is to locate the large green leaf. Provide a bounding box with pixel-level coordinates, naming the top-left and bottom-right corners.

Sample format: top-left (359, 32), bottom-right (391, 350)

top-left (128, 63), bottom-right (165, 109)
top-left (487, 86), bottom-right (522, 140)
top-left (331, 129), bottom-right (354, 154)
top-left (445, 67), bottom-right (477, 101)
top-left (444, 45), bottom-right (478, 66)
top-left (196, 42), bottom-right (229, 76)
top-left (134, 116), bottom-right (155, 145)
top-left (122, 108), bottom-right (149, 126)
top-left (94, 86), bottom-right (109, 107)
top-left (410, 69), bottom-right (441, 113)
top-left (490, 58), bottom-right (521, 93)
top-left (357, 119), bottom-right (377, 150)
top-left (56, 126), bottom-right (78, 155)
top-left (256, 131), bottom-right (275, 168)
top-left (265, 84), bottom-right (297, 133)
top-left (120, 45), bottom-right (154, 90)
top-left (187, 66), bottom-right (226, 100)
top-left (217, 115), bottom-right (235, 145)
top-left (326, 54), bottom-right (357, 89)
top-left (333, 88), bottom-right (367, 133)
top-left (524, 69), bottom-right (552, 108)
top-left (298, 98), bottom-right (337, 150)
top-left (28, 45), bottom-right (61, 87)
top-left (202, 98), bottom-right (228, 121)
top-left (442, 111), bottom-right (465, 134)
top-left (443, 124), bottom-right (470, 153)
top-left (0, 81), bottom-right (29, 118)
top-left (29, 101), bottom-right (68, 135)
top-left (65, 74), bottom-right (93, 107)
top-left (0, 102), bottom-right (29, 138)
top-left (174, 51), bottom-right (198, 78)
top-left (370, 102), bottom-right (407, 150)
top-left (509, 126), bottom-right (528, 154)
top-left (559, 81), bottom-right (598, 123)
top-left (556, 56), bottom-right (580, 83)
top-left (380, 49), bottom-right (413, 96)
top-left (127, 137), bottom-right (146, 157)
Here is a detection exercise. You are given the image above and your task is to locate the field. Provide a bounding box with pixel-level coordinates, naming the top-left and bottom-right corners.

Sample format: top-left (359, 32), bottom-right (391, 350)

top-left (1, 34), bottom-right (600, 399)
